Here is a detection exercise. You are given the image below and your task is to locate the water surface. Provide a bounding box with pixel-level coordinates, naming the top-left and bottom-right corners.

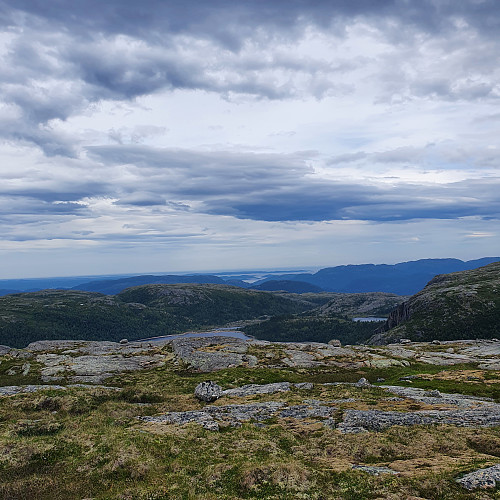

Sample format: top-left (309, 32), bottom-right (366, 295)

top-left (138, 328), bottom-right (251, 342)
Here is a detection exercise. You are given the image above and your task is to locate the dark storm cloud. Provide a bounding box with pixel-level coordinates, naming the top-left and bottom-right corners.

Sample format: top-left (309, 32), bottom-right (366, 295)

top-left (87, 145), bottom-right (500, 222)
top-left (5, 1), bottom-right (500, 40)
top-left (0, 196), bottom-right (88, 222)
top-left (87, 146), bottom-right (314, 194)
top-left (0, 180), bottom-right (108, 204)
top-left (205, 181), bottom-right (500, 222)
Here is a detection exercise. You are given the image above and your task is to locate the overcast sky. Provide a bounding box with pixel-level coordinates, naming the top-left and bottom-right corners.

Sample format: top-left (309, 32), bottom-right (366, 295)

top-left (0, 0), bottom-right (499, 278)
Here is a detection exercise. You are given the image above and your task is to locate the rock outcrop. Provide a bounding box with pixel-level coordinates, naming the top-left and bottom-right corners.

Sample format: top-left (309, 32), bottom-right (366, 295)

top-left (456, 464), bottom-right (500, 490)
top-left (139, 400), bottom-right (336, 431)
top-left (171, 336), bottom-right (257, 371)
top-left (338, 407), bottom-right (500, 433)
top-left (369, 261), bottom-right (500, 344)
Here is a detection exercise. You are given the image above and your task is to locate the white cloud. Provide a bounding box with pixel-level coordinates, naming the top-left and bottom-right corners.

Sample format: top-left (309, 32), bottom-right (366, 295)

top-left (1, 0), bottom-right (500, 276)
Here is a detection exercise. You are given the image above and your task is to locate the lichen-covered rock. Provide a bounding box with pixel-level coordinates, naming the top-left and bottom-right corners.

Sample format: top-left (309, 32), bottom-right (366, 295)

top-left (194, 381), bottom-right (223, 402)
top-left (171, 336), bottom-right (255, 371)
top-left (352, 465), bottom-right (399, 475)
top-left (222, 382), bottom-right (291, 397)
top-left (294, 382), bottom-right (313, 390)
top-left (36, 352), bottom-right (166, 383)
top-left (328, 339), bottom-right (342, 347)
top-left (338, 407), bottom-right (500, 433)
top-left (139, 400), bottom-right (336, 431)
top-left (0, 384), bottom-right (120, 396)
top-left (355, 377), bottom-right (371, 387)
top-left (381, 385), bottom-right (496, 408)
top-left (456, 464), bottom-right (500, 490)
top-left (0, 345), bottom-right (12, 355)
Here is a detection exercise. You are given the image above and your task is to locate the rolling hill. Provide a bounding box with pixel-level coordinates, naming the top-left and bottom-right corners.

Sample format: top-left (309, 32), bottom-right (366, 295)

top-left (369, 261), bottom-right (500, 344)
top-left (0, 285), bottom-right (312, 348)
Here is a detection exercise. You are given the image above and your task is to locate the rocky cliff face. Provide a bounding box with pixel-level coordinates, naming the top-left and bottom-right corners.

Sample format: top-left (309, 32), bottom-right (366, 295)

top-left (368, 261), bottom-right (500, 344)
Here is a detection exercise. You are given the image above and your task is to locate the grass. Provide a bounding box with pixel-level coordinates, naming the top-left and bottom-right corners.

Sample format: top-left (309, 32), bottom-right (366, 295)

top-left (363, 362), bottom-right (500, 401)
top-left (0, 358), bottom-right (44, 386)
top-left (0, 359), bottom-right (499, 498)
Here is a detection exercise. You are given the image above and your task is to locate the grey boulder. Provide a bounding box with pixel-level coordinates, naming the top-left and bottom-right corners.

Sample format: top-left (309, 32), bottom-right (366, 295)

top-left (194, 380), bottom-right (223, 402)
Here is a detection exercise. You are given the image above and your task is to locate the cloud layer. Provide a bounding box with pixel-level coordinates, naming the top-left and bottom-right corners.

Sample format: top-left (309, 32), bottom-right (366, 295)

top-left (0, 0), bottom-right (499, 276)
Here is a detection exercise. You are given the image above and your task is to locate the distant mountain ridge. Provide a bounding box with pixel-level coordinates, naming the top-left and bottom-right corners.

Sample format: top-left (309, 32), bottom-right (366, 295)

top-left (249, 280), bottom-right (325, 293)
top-left (0, 257), bottom-right (498, 297)
top-left (252, 257), bottom-right (500, 295)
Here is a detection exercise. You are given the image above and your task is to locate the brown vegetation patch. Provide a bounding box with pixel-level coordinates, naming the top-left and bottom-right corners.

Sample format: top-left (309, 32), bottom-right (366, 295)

top-left (418, 369), bottom-right (500, 384)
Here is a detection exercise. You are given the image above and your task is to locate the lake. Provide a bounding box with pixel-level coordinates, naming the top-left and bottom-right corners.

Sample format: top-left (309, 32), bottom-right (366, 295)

top-left (352, 317), bottom-right (386, 322)
top-left (137, 328), bottom-right (251, 342)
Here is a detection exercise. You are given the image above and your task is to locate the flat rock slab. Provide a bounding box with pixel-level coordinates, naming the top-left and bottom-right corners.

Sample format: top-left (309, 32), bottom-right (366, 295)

top-left (0, 384), bottom-right (66, 396)
top-left (459, 342), bottom-right (500, 357)
top-left (0, 384), bottom-right (120, 396)
top-left (456, 464), bottom-right (500, 490)
top-left (27, 340), bottom-right (158, 355)
top-left (222, 382), bottom-right (291, 397)
top-left (338, 408), bottom-right (500, 433)
top-left (139, 400), bottom-right (336, 431)
top-left (36, 353), bottom-right (165, 382)
top-left (381, 385), bottom-right (497, 409)
top-left (352, 465), bottom-right (399, 476)
top-left (171, 336), bottom-right (257, 371)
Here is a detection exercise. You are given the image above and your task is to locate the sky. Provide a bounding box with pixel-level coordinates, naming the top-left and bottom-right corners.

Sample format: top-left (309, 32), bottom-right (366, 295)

top-left (0, 0), bottom-right (499, 278)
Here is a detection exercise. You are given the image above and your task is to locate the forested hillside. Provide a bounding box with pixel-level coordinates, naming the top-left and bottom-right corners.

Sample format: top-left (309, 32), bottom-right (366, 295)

top-left (0, 285), bottom-right (311, 348)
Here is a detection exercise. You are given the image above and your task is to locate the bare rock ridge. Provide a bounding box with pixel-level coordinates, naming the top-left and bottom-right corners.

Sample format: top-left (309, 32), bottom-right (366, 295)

top-left (1, 336), bottom-right (499, 384)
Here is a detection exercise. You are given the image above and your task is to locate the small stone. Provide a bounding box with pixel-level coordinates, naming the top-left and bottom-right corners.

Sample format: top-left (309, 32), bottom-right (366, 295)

top-left (376, 378), bottom-right (385, 383)
top-left (355, 377), bottom-right (371, 387)
top-left (194, 380), bottom-right (222, 402)
top-left (399, 339), bottom-right (412, 344)
top-left (432, 340), bottom-right (441, 345)
top-left (119, 339), bottom-right (129, 344)
top-left (328, 339), bottom-right (342, 347)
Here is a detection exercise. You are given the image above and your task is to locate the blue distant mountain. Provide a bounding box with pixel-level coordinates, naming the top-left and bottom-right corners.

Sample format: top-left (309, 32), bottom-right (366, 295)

top-left (0, 289), bottom-right (21, 297)
top-left (252, 257), bottom-right (500, 295)
top-left (249, 280), bottom-right (325, 293)
top-left (0, 257), bottom-right (498, 296)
